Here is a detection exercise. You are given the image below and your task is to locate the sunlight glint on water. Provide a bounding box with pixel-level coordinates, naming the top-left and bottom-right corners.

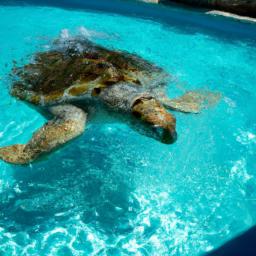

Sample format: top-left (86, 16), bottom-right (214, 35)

top-left (0, 4), bottom-right (256, 256)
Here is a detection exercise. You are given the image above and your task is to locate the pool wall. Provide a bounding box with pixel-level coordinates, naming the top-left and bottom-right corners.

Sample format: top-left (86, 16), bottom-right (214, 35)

top-left (2, 0), bottom-right (256, 41)
top-left (206, 226), bottom-right (256, 255)
top-left (145, 0), bottom-right (256, 18)
top-left (166, 0), bottom-right (256, 18)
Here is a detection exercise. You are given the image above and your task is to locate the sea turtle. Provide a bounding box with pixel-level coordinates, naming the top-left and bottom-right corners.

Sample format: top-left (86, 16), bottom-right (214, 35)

top-left (0, 34), bottom-right (220, 165)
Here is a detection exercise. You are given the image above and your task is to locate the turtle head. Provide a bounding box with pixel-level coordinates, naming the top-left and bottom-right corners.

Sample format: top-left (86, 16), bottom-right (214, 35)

top-left (131, 97), bottom-right (177, 144)
top-left (97, 83), bottom-right (177, 144)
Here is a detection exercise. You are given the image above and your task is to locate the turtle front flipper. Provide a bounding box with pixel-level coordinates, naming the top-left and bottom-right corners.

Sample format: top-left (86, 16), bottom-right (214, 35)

top-left (0, 104), bottom-right (87, 165)
top-left (160, 90), bottom-right (221, 114)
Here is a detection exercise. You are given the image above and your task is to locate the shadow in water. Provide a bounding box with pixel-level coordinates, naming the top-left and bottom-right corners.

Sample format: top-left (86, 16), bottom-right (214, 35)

top-left (207, 226), bottom-right (256, 256)
top-left (0, 129), bottom-right (140, 237)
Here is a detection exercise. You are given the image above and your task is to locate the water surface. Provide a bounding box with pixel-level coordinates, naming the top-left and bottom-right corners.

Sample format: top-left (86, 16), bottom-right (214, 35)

top-left (0, 2), bottom-right (256, 255)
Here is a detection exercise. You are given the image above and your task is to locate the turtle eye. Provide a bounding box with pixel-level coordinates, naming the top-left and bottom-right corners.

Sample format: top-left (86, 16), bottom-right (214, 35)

top-left (92, 87), bottom-right (101, 96)
top-left (132, 98), bottom-right (143, 108)
top-left (132, 96), bottom-right (154, 108)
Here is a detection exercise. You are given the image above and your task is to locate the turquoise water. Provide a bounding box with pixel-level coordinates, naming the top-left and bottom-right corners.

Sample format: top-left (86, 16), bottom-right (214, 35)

top-left (0, 2), bottom-right (256, 255)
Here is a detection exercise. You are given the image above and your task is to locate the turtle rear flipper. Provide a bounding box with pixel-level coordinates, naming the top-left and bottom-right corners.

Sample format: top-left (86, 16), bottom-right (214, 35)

top-left (160, 90), bottom-right (221, 114)
top-left (0, 104), bottom-right (87, 165)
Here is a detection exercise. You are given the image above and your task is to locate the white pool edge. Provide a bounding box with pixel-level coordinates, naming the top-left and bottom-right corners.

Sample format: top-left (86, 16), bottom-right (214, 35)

top-left (207, 10), bottom-right (256, 23)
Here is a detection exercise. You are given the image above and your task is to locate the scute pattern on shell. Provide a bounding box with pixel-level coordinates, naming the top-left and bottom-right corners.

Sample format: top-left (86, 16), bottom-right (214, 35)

top-left (11, 39), bottom-right (168, 105)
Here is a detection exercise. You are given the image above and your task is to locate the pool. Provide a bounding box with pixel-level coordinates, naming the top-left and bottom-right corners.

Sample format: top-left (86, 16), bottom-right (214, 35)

top-left (0, 0), bottom-right (256, 255)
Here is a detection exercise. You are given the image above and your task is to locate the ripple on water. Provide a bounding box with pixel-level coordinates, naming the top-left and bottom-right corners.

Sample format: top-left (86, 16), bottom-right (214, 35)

top-left (0, 3), bottom-right (256, 256)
